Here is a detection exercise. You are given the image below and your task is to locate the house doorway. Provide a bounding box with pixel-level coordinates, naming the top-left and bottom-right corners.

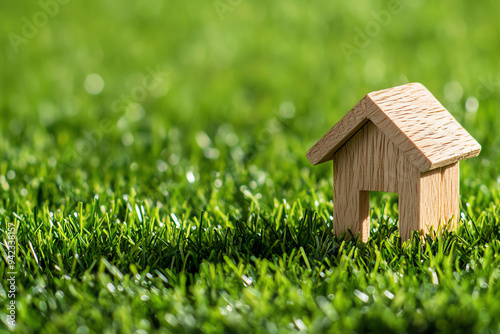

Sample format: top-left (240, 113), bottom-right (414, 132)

top-left (368, 191), bottom-right (399, 236)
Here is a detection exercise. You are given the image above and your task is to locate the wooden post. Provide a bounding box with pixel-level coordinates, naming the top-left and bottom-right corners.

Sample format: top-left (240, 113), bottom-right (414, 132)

top-left (418, 162), bottom-right (460, 237)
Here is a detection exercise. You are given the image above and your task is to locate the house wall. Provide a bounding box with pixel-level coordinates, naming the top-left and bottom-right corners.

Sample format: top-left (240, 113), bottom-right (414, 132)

top-left (419, 162), bottom-right (460, 237)
top-left (333, 121), bottom-right (459, 242)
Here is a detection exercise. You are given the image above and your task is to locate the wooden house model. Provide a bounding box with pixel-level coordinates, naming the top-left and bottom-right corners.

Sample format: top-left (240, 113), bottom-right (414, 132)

top-left (307, 83), bottom-right (481, 242)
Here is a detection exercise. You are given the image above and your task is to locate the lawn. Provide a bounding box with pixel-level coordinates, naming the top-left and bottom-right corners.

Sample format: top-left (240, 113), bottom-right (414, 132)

top-left (1, 0), bottom-right (500, 333)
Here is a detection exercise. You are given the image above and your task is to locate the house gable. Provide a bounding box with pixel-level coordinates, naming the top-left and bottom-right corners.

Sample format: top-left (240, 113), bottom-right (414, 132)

top-left (332, 120), bottom-right (460, 241)
top-left (333, 120), bottom-right (421, 241)
top-left (334, 121), bottom-right (419, 193)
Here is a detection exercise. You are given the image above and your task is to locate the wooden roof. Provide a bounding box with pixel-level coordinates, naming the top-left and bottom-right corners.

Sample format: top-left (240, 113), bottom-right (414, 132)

top-left (306, 83), bottom-right (481, 172)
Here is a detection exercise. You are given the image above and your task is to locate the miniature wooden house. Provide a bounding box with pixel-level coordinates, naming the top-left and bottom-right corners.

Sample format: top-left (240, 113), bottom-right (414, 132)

top-left (307, 83), bottom-right (481, 242)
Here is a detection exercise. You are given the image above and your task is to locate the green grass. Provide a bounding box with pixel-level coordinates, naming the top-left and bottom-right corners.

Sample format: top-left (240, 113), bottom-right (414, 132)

top-left (1, 0), bottom-right (500, 332)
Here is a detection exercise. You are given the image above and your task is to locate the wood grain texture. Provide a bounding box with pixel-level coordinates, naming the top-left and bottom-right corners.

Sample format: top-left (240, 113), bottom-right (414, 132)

top-left (332, 121), bottom-right (460, 242)
top-left (418, 168), bottom-right (443, 237)
top-left (333, 154), bottom-right (366, 240)
top-left (397, 152), bottom-right (421, 241)
top-left (312, 83), bottom-right (475, 242)
top-left (307, 83), bottom-right (481, 172)
top-left (333, 121), bottom-right (416, 242)
top-left (367, 83), bottom-right (480, 172)
top-left (440, 162), bottom-right (460, 229)
top-left (358, 191), bottom-right (370, 241)
top-left (419, 162), bottom-right (460, 236)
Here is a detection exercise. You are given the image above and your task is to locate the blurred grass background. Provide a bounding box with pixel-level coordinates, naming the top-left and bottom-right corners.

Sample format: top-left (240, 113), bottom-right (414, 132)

top-left (1, 0), bottom-right (498, 182)
top-left (1, 0), bottom-right (500, 332)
